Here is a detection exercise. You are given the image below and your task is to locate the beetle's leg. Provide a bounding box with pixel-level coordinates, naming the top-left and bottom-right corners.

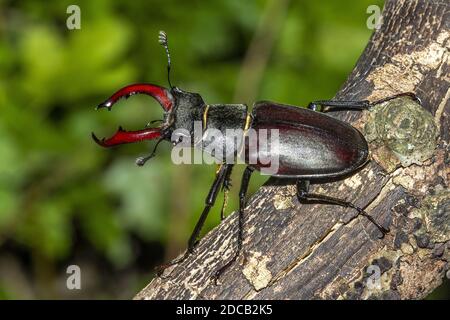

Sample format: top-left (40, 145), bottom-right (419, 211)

top-left (213, 166), bottom-right (254, 283)
top-left (308, 92), bottom-right (421, 112)
top-left (220, 165), bottom-right (234, 221)
top-left (135, 137), bottom-right (165, 166)
top-left (370, 92), bottom-right (421, 106)
top-left (308, 100), bottom-right (370, 112)
top-left (156, 164), bottom-right (231, 277)
top-left (296, 180), bottom-right (389, 238)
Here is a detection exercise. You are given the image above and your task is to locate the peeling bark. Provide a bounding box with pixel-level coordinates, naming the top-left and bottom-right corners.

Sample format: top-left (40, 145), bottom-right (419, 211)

top-left (136, 0), bottom-right (450, 300)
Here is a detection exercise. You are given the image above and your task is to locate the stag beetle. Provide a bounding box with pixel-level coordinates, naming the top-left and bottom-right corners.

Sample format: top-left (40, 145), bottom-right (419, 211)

top-left (92, 31), bottom-right (421, 281)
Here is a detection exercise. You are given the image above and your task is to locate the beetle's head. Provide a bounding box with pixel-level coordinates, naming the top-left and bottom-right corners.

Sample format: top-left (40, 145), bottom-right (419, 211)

top-left (91, 31), bottom-right (206, 166)
top-left (91, 82), bottom-right (174, 147)
top-left (91, 84), bottom-right (205, 146)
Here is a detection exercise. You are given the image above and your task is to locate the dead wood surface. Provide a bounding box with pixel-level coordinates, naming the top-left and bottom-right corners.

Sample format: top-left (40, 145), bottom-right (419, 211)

top-left (136, 0), bottom-right (450, 300)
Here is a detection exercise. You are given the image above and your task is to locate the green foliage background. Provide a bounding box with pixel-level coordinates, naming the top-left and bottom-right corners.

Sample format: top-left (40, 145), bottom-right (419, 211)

top-left (0, 0), bottom-right (447, 299)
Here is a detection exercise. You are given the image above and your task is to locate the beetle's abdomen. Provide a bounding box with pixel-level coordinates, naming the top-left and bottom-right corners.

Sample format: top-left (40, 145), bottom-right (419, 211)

top-left (243, 101), bottom-right (368, 178)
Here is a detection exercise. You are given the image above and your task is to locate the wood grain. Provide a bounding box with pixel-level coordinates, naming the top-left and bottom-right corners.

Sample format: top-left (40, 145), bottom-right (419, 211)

top-left (136, 0), bottom-right (449, 300)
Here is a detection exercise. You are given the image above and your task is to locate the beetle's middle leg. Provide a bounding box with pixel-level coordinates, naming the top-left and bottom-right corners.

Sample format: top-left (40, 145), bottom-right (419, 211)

top-left (156, 164), bottom-right (232, 276)
top-left (213, 166), bottom-right (254, 283)
top-left (296, 180), bottom-right (389, 237)
top-left (307, 92), bottom-right (421, 112)
top-left (220, 165), bottom-right (234, 220)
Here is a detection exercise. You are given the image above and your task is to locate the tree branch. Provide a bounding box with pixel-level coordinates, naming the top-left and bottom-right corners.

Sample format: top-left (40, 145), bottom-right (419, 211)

top-left (136, 0), bottom-right (449, 300)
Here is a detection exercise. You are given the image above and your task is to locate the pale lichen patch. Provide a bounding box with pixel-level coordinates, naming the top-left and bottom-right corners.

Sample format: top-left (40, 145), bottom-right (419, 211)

top-left (364, 177), bottom-right (397, 212)
top-left (247, 225), bottom-right (256, 235)
top-left (392, 166), bottom-right (432, 195)
top-left (273, 194), bottom-right (295, 210)
top-left (400, 243), bottom-right (414, 255)
top-left (366, 30), bottom-right (449, 101)
top-left (392, 168), bottom-right (417, 190)
top-left (242, 251), bottom-right (272, 291)
top-left (344, 174), bottom-right (363, 189)
top-left (390, 151), bottom-right (446, 195)
top-left (272, 185), bottom-right (296, 210)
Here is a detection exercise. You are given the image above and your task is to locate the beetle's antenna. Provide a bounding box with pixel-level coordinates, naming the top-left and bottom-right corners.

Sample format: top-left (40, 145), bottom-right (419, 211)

top-left (158, 31), bottom-right (173, 89)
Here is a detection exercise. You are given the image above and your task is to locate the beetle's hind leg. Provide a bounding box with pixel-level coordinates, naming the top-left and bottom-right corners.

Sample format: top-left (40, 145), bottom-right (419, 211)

top-left (296, 180), bottom-right (389, 238)
top-left (155, 164), bottom-right (232, 278)
top-left (307, 92), bottom-right (421, 112)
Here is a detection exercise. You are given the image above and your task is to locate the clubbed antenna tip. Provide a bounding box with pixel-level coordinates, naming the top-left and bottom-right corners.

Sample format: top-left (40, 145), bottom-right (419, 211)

top-left (158, 30), bottom-right (172, 88)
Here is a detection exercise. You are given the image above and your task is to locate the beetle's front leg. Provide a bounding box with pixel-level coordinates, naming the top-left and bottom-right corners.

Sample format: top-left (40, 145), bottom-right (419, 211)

top-left (156, 164), bottom-right (232, 277)
top-left (135, 137), bottom-right (165, 166)
top-left (296, 180), bottom-right (389, 238)
top-left (307, 92), bottom-right (421, 112)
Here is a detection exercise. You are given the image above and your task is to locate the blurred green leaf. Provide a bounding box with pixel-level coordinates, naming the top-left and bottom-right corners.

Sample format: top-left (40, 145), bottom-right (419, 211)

top-left (2, 0), bottom-right (445, 300)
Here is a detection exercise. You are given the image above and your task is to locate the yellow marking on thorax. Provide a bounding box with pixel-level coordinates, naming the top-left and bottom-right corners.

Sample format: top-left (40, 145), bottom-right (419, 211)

top-left (202, 104), bottom-right (210, 129)
top-left (239, 113), bottom-right (253, 157)
top-left (244, 114), bottom-right (252, 132)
